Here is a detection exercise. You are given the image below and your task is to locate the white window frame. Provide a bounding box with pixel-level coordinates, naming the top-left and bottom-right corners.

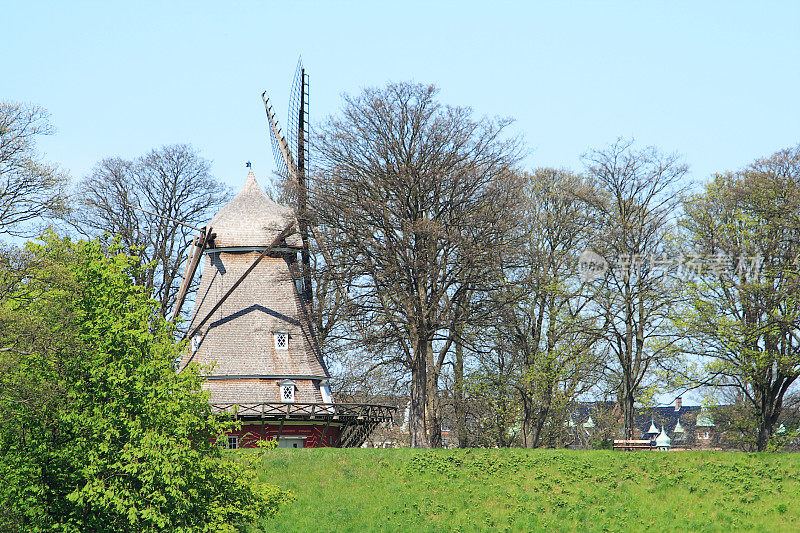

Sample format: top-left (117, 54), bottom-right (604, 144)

top-left (280, 379), bottom-right (296, 403)
top-left (227, 435), bottom-right (239, 449)
top-left (274, 330), bottom-right (289, 351)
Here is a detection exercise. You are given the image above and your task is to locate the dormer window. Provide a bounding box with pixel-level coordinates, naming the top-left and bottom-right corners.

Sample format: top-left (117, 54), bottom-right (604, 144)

top-left (320, 380), bottom-right (333, 404)
top-left (279, 379), bottom-right (296, 403)
top-left (274, 330), bottom-right (288, 351)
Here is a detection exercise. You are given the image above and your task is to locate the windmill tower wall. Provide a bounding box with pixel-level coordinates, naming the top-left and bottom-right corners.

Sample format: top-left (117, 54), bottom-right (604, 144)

top-left (181, 171), bottom-right (330, 412)
top-left (190, 252), bottom-right (327, 403)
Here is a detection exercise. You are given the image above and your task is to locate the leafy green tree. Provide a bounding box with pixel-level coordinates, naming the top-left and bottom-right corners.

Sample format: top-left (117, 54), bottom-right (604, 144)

top-left (465, 345), bottom-right (521, 448)
top-left (0, 234), bottom-right (291, 531)
top-left (680, 144), bottom-right (800, 451)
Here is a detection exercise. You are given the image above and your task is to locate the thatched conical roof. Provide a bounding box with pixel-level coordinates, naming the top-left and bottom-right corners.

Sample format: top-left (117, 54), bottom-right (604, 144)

top-left (210, 171), bottom-right (302, 248)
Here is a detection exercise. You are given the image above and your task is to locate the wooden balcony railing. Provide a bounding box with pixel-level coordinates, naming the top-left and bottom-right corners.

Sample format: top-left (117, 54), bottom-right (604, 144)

top-left (209, 402), bottom-right (397, 447)
top-left (209, 401), bottom-right (396, 422)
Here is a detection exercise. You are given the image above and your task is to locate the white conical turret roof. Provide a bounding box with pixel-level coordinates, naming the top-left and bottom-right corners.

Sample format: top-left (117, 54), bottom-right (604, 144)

top-left (583, 416), bottom-right (595, 429)
top-left (656, 426), bottom-right (671, 448)
top-left (209, 171), bottom-right (302, 249)
top-left (674, 420), bottom-right (684, 434)
top-left (648, 419), bottom-right (659, 434)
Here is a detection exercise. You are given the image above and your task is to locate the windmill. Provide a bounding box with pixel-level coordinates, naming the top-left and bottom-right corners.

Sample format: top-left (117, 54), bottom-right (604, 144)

top-left (166, 61), bottom-right (395, 448)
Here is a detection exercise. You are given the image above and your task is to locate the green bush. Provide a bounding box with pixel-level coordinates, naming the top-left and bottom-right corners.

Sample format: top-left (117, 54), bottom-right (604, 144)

top-left (0, 235), bottom-right (291, 532)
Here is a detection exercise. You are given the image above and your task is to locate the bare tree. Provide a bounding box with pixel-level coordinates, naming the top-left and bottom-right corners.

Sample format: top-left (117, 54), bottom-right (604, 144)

top-left (312, 82), bottom-right (523, 447)
top-left (70, 144), bottom-right (230, 322)
top-left (581, 139), bottom-right (688, 438)
top-left (498, 168), bottom-right (604, 447)
top-left (0, 102), bottom-right (68, 238)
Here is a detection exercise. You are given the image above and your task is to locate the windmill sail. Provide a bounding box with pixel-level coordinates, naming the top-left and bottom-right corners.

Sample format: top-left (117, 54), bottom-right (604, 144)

top-left (287, 58), bottom-right (309, 176)
top-left (262, 58), bottom-right (312, 302)
top-left (263, 93), bottom-right (295, 181)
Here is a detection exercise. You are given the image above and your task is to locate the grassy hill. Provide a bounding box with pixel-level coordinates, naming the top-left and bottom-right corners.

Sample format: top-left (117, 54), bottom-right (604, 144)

top-left (250, 448), bottom-right (799, 532)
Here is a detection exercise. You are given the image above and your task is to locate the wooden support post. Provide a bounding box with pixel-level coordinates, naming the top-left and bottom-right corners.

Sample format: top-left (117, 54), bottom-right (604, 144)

top-left (319, 417), bottom-right (332, 447)
top-left (171, 226), bottom-right (212, 323)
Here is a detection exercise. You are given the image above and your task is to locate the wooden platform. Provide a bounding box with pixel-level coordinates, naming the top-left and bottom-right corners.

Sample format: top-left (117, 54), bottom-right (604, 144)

top-left (210, 402), bottom-right (396, 448)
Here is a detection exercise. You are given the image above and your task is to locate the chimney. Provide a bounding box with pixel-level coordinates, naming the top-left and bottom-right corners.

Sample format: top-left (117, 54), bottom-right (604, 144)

top-left (674, 397), bottom-right (682, 412)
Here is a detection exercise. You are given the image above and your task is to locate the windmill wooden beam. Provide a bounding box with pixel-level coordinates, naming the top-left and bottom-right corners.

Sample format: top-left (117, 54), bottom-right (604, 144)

top-left (261, 91), bottom-right (298, 179)
top-left (171, 226), bottom-right (213, 323)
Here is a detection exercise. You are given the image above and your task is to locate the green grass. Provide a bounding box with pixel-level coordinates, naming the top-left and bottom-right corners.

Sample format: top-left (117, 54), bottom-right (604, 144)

top-left (250, 448), bottom-right (799, 532)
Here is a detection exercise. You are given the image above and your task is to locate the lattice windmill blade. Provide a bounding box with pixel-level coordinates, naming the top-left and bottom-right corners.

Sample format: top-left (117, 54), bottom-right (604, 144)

top-left (262, 58), bottom-right (313, 304)
top-left (261, 91), bottom-right (297, 181)
top-left (287, 58), bottom-right (310, 175)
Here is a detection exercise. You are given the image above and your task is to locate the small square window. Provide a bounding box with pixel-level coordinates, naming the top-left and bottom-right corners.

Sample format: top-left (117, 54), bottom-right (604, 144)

top-left (279, 379), bottom-right (296, 403)
top-left (274, 332), bottom-right (288, 350)
top-left (227, 435), bottom-right (239, 449)
top-left (282, 384), bottom-right (295, 402)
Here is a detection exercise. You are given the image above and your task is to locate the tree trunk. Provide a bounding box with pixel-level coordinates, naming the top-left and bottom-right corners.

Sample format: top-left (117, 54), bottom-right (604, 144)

top-left (531, 399), bottom-right (551, 448)
top-left (756, 422), bottom-right (770, 452)
top-left (755, 391), bottom-right (780, 452)
top-left (621, 381), bottom-right (636, 439)
top-left (425, 339), bottom-right (442, 447)
top-left (409, 344), bottom-right (429, 448)
top-left (454, 341), bottom-right (468, 448)
top-left (521, 395), bottom-right (533, 448)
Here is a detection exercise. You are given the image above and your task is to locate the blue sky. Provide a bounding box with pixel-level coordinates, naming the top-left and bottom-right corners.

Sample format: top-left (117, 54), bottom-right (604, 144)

top-left (3, 1), bottom-right (799, 193)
